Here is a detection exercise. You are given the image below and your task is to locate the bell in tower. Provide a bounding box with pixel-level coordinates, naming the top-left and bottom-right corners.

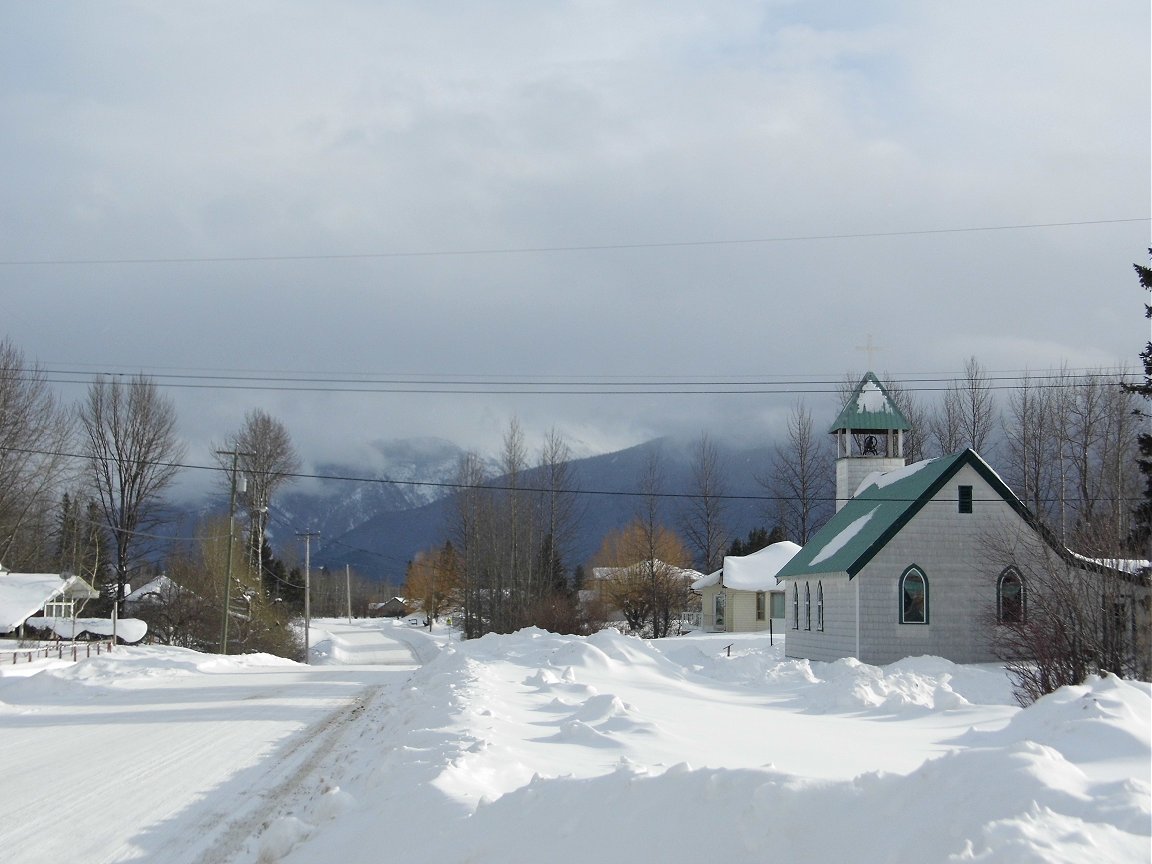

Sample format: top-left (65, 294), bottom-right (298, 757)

top-left (828, 372), bottom-right (911, 511)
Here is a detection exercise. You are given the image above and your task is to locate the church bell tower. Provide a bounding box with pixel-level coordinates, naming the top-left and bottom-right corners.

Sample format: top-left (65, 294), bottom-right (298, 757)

top-left (829, 372), bottom-right (910, 511)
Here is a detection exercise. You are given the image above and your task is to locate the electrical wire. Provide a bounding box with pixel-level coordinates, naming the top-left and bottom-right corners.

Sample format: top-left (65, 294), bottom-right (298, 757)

top-left (2, 443), bottom-right (1145, 506)
top-left (1, 367), bottom-right (1138, 396)
top-left (1, 217), bottom-right (1146, 267)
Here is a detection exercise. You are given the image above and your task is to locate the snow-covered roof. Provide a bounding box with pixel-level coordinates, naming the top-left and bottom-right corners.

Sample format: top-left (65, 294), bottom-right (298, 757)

top-left (24, 616), bottom-right (148, 643)
top-left (125, 575), bottom-right (180, 603)
top-left (779, 449), bottom-right (1023, 581)
top-left (828, 372), bottom-right (911, 433)
top-left (1069, 554), bottom-right (1151, 579)
top-left (692, 569), bottom-right (722, 590)
top-left (723, 541), bottom-right (803, 591)
top-left (0, 570), bottom-right (78, 633)
top-left (693, 542), bottom-right (803, 591)
top-left (593, 561), bottom-right (703, 582)
top-left (368, 597), bottom-right (407, 609)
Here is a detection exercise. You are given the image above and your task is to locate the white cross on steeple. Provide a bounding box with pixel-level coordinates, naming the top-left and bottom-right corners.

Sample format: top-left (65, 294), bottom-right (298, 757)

top-left (855, 334), bottom-right (881, 369)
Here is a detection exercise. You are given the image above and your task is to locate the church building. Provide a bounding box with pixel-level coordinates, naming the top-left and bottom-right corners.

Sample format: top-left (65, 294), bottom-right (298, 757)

top-left (775, 372), bottom-right (1142, 666)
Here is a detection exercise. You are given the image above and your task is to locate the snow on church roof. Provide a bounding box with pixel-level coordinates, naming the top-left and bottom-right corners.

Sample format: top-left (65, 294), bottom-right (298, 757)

top-left (778, 449), bottom-right (1012, 580)
top-left (828, 372), bottom-right (911, 434)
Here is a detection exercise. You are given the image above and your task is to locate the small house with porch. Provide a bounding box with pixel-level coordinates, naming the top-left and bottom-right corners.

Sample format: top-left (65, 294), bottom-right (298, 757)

top-left (693, 541), bottom-right (800, 634)
top-left (0, 566), bottom-right (100, 637)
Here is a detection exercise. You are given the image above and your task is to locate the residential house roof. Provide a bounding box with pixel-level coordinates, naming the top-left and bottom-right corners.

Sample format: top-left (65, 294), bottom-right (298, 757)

top-left (0, 569), bottom-right (99, 633)
top-left (692, 541), bottom-right (801, 591)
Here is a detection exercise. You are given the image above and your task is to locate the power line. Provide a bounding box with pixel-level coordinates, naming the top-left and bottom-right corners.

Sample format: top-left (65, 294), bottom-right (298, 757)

top-left (2, 443), bottom-right (1144, 507)
top-left (1, 217), bottom-right (1146, 267)
top-left (4, 367), bottom-right (1138, 397)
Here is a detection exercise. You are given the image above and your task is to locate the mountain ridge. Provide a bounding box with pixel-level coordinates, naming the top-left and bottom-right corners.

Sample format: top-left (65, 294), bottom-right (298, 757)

top-left (304, 436), bottom-right (777, 584)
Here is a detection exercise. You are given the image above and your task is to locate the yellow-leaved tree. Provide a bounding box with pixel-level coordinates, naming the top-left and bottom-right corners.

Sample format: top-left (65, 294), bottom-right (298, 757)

top-left (404, 542), bottom-right (462, 624)
top-left (592, 519), bottom-right (692, 637)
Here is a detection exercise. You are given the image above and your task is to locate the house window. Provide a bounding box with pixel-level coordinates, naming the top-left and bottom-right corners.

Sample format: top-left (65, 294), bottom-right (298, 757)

top-left (816, 582), bottom-right (824, 631)
top-left (900, 567), bottom-right (928, 624)
top-left (958, 485), bottom-right (973, 514)
top-left (997, 568), bottom-right (1024, 623)
top-left (770, 592), bottom-right (784, 620)
top-left (755, 591), bottom-right (766, 621)
top-left (803, 583), bottom-right (811, 630)
top-left (714, 592), bottom-right (726, 629)
top-left (792, 583), bottom-right (799, 629)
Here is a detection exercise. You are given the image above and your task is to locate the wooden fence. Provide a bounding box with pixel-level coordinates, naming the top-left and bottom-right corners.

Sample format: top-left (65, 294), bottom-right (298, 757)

top-left (3, 640), bottom-right (115, 665)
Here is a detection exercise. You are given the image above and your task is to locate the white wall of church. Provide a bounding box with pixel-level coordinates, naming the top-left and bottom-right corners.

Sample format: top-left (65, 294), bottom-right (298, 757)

top-left (784, 573), bottom-right (856, 661)
top-left (786, 463), bottom-right (1044, 665)
top-left (862, 463), bottom-right (1035, 664)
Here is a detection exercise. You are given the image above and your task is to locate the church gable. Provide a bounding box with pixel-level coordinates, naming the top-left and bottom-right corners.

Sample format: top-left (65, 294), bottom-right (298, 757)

top-left (779, 449), bottom-right (1031, 581)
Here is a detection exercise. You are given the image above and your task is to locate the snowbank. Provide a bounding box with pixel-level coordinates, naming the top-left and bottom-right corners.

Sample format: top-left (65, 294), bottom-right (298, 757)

top-left (0, 622), bottom-right (1147, 864)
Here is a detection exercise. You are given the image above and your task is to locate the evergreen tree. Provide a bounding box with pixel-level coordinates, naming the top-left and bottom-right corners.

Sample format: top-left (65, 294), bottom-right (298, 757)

top-left (1125, 250), bottom-right (1152, 551)
top-left (726, 525), bottom-right (787, 557)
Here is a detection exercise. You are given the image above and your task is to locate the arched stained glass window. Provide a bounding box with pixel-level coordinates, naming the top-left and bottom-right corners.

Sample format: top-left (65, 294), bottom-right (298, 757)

top-left (792, 583), bottom-right (799, 630)
top-left (998, 568), bottom-right (1025, 623)
top-left (816, 582), bottom-right (824, 631)
top-left (803, 583), bottom-right (811, 631)
top-left (900, 567), bottom-right (928, 624)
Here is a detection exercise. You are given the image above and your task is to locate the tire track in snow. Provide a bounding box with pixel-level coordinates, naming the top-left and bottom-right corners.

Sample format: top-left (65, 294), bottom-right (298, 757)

top-left (185, 683), bottom-right (389, 864)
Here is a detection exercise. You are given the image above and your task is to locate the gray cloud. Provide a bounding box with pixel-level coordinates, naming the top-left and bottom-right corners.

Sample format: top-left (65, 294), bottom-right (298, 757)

top-left (1, 1), bottom-right (1147, 491)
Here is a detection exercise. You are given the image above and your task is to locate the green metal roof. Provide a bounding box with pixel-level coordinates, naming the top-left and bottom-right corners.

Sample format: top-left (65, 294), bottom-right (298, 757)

top-left (828, 372), bottom-right (911, 433)
top-left (777, 449), bottom-right (1024, 580)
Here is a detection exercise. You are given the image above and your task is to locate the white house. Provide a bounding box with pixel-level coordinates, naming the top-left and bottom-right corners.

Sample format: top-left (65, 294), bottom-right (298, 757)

top-left (693, 541), bottom-right (800, 634)
top-left (0, 567), bottom-right (100, 635)
top-left (1, 565), bottom-right (147, 643)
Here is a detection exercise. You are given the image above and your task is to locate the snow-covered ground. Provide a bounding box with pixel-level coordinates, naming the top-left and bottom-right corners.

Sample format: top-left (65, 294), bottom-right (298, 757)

top-left (0, 620), bottom-right (1147, 863)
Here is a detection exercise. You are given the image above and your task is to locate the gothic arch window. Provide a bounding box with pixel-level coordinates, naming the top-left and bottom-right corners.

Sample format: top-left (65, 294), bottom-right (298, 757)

top-left (998, 568), bottom-right (1025, 623)
top-left (900, 566), bottom-right (928, 624)
top-left (816, 581), bottom-right (824, 632)
top-left (803, 583), bottom-right (811, 630)
top-left (792, 583), bottom-right (799, 630)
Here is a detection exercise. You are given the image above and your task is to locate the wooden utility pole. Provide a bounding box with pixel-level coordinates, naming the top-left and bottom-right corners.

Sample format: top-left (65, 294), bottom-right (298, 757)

top-left (217, 449), bottom-right (253, 655)
top-left (345, 564), bottom-right (353, 624)
top-left (296, 531), bottom-right (320, 663)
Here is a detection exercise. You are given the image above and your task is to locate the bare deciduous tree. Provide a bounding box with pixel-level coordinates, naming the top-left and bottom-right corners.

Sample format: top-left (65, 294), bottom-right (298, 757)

top-left (884, 378), bottom-right (930, 464)
top-left (217, 409), bottom-right (301, 572)
top-left (931, 356), bottom-right (996, 456)
top-left (0, 339), bottom-right (75, 569)
top-left (682, 432), bottom-right (729, 573)
top-left (537, 427), bottom-right (582, 594)
top-left (454, 450), bottom-right (495, 639)
top-left (985, 521), bottom-right (1150, 704)
top-left (768, 400), bottom-right (832, 543)
top-left (1003, 371), bottom-right (1061, 525)
top-left (80, 374), bottom-right (185, 613)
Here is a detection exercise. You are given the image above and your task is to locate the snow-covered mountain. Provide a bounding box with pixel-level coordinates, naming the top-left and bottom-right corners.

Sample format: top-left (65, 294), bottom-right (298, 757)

top-left (172, 435), bottom-right (778, 584)
top-left (273, 437), bottom-right (499, 542)
top-left (309, 437), bottom-right (777, 584)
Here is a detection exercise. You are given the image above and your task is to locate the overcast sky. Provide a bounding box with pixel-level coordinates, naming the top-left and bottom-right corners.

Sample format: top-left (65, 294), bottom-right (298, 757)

top-left (2, 1), bottom-right (1148, 496)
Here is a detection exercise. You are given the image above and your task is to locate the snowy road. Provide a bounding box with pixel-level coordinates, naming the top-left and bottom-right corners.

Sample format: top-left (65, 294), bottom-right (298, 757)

top-left (0, 619), bottom-right (423, 864)
top-left (2, 623), bottom-right (1148, 864)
